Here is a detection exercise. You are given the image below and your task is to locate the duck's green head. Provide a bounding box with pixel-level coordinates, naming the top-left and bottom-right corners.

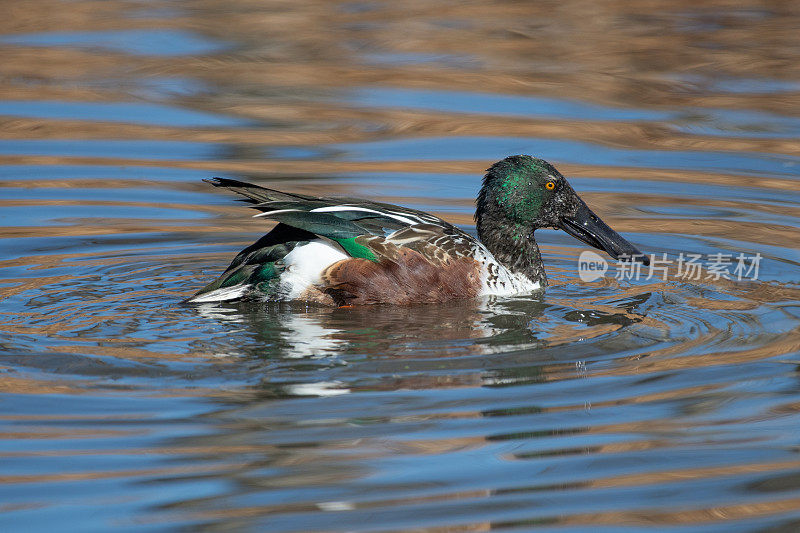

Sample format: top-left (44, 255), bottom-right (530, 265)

top-left (477, 155), bottom-right (648, 264)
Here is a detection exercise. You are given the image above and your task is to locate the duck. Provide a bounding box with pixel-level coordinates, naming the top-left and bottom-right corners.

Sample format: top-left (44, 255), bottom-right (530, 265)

top-left (187, 155), bottom-right (648, 306)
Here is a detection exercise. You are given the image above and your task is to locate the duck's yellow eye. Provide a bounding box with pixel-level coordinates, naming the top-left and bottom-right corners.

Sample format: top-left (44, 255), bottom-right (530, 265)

top-left (545, 181), bottom-right (556, 190)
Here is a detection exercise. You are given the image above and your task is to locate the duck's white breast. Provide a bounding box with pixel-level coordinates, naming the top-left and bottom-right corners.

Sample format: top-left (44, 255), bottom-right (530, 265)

top-left (472, 244), bottom-right (542, 296)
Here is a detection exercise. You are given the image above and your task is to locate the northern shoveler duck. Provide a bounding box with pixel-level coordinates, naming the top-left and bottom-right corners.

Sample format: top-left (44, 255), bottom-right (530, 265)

top-left (188, 155), bottom-right (648, 306)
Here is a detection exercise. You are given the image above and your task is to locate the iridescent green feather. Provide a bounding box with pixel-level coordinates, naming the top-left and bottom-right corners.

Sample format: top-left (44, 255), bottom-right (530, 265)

top-left (335, 236), bottom-right (378, 262)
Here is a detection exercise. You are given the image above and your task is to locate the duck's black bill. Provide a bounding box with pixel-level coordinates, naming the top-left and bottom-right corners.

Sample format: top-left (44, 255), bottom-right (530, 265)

top-left (559, 201), bottom-right (649, 265)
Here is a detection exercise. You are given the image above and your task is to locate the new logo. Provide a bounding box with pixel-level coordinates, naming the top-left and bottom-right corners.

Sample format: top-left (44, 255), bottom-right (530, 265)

top-left (578, 250), bottom-right (609, 282)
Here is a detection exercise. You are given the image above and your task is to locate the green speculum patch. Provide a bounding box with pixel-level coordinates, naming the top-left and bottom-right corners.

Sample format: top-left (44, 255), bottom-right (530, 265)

top-left (336, 236), bottom-right (379, 262)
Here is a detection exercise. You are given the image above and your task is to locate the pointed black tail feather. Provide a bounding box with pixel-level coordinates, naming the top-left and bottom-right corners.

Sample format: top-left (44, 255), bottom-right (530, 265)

top-left (204, 177), bottom-right (319, 204)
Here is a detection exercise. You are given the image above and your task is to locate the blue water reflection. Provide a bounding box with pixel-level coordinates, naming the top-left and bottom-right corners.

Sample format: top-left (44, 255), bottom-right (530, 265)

top-left (0, 29), bottom-right (230, 56)
top-left (332, 136), bottom-right (800, 177)
top-left (0, 101), bottom-right (250, 127)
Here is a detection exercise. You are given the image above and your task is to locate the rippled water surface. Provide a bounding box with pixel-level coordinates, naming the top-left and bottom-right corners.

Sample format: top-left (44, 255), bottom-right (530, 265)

top-left (1, 1), bottom-right (800, 531)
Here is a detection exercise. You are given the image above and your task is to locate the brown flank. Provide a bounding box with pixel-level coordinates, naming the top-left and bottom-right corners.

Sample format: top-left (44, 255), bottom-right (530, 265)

top-left (319, 248), bottom-right (482, 306)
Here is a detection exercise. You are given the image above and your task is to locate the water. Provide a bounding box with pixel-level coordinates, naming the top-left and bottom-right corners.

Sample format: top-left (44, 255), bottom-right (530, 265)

top-left (1, 1), bottom-right (799, 531)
